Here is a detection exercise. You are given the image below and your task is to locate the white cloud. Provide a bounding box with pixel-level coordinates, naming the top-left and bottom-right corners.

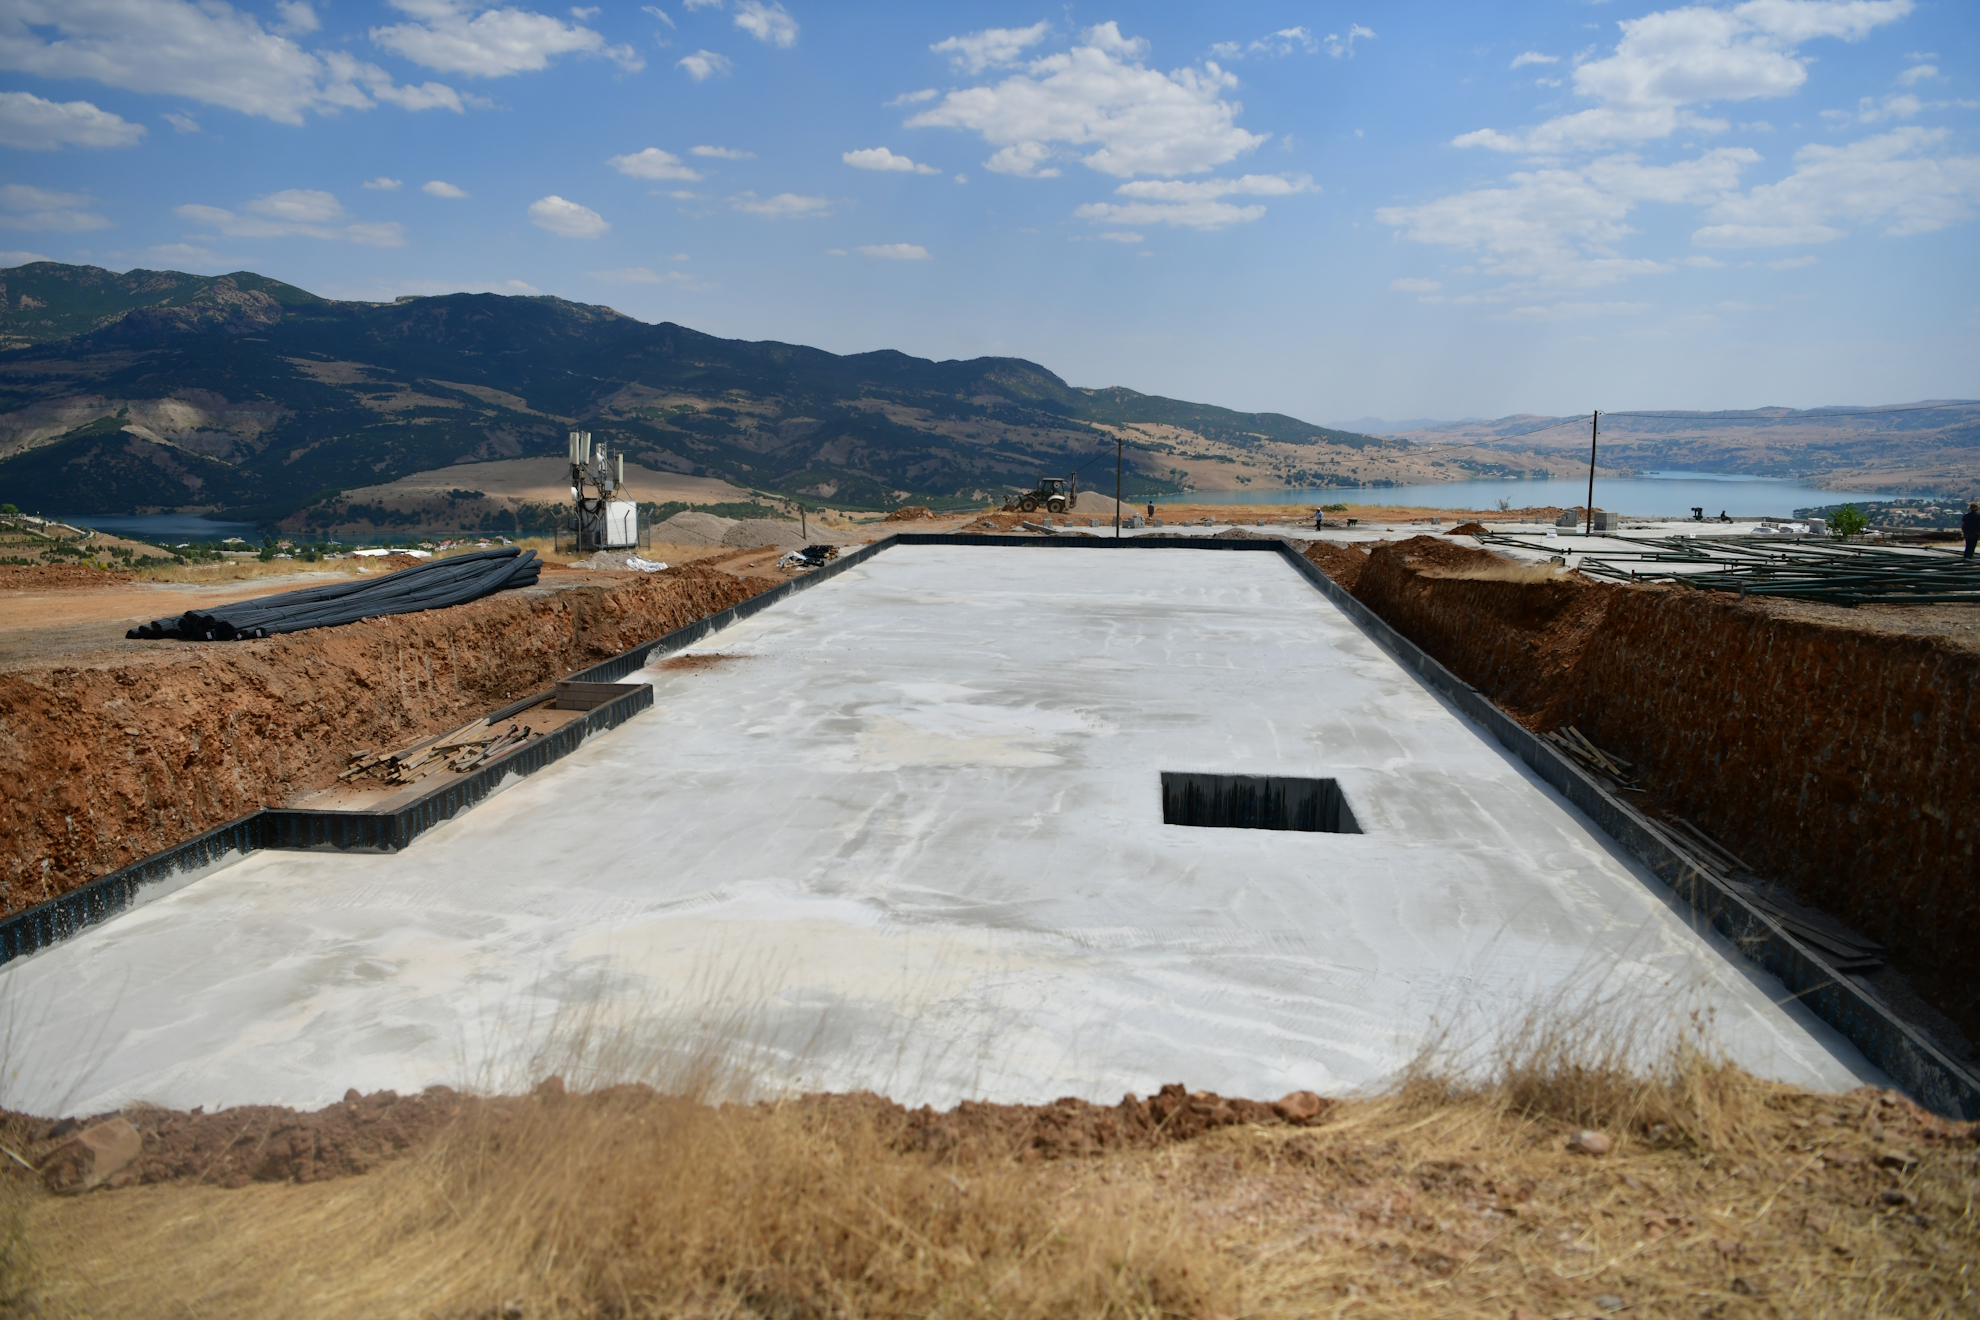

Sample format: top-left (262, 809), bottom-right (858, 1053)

top-left (642, 5), bottom-right (675, 27)
top-left (856, 243), bottom-right (929, 260)
top-left (527, 193), bottom-right (608, 236)
top-left (0, 183), bottom-right (111, 231)
top-left (908, 22), bottom-right (1268, 179)
top-left (843, 146), bottom-right (939, 174)
top-left (1769, 253), bottom-right (1820, 267)
top-left (1377, 149), bottom-right (1760, 290)
top-left (732, 0), bottom-right (795, 48)
top-left (732, 191), bottom-right (830, 217)
top-left (1897, 63), bottom-right (1937, 85)
top-left (0, 91), bottom-right (144, 149)
top-left (587, 265), bottom-right (702, 284)
top-left (609, 147), bottom-right (703, 179)
top-left (1510, 51), bottom-right (1558, 69)
top-left (681, 0), bottom-right (720, 9)
top-left (886, 88), bottom-right (938, 106)
top-left (1390, 277), bottom-right (1442, 292)
top-left (931, 21), bottom-right (1049, 74)
top-left (0, 248), bottom-right (51, 265)
top-left (1323, 25), bottom-right (1375, 59)
top-left (1075, 172), bottom-right (1312, 229)
top-left (1696, 126), bottom-right (1980, 245)
top-left (1853, 92), bottom-right (1921, 122)
top-left (247, 189), bottom-right (344, 223)
top-left (571, 6), bottom-right (599, 18)
top-left (1501, 301), bottom-right (1651, 321)
top-left (1074, 199), bottom-right (1264, 229)
top-left (274, 1), bottom-right (319, 35)
top-left (1210, 27), bottom-right (1319, 60)
top-left (1110, 173), bottom-right (1312, 201)
top-left (1097, 230), bottom-right (1142, 243)
top-left (423, 179), bottom-right (470, 197)
top-left (690, 144), bottom-right (753, 158)
top-left (174, 189), bottom-right (407, 245)
top-left (163, 110), bottom-right (201, 132)
top-left (0, 0), bottom-right (464, 124)
top-left (370, 0), bottom-right (630, 77)
top-left (677, 49), bottom-right (732, 79)
top-left (136, 242), bottom-right (225, 267)
top-left (1455, 0), bottom-right (1914, 155)
top-left (363, 176), bottom-right (403, 190)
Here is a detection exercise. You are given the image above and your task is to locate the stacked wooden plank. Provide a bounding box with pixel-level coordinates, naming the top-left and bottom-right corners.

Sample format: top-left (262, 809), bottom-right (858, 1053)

top-left (1661, 814), bottom-right (1887, 973)
top-left (1543, 725), bottom-right (1640, 792)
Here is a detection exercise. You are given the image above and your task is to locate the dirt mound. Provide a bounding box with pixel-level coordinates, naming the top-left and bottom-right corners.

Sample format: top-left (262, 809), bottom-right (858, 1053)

top-left (1072, 490), bottom-right (1127, 515)
top-left (15, 1082), bottom-right (1333, 1192)
top-left (1377, 533), bottom-right (1501, 573)
top-left (720, 517), bottom-right (808, 550)
top-left (1301, 541), bottom-right (1370, 591)
top-left (24, 1087), bottom-right (468, 1191)
top-left (882, 506), bottom-right (936, 522)
top-left (0, 565), bottom-right (133, 590)
top-left (653, 511), bottom-right (738, 546)
top-left (1448, 521), bottom-right (1489, 536)
top-left (0, 564), bottom-right (768, 911)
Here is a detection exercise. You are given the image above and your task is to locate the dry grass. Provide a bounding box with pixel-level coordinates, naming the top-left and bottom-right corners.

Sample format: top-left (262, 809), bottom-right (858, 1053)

top-left (8, 1011), bottom-right (1974, 1320)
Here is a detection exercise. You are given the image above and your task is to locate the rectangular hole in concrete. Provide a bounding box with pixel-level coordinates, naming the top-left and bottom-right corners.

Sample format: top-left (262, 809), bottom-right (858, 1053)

top-left (1161, 772), bottom-right (1362, 834)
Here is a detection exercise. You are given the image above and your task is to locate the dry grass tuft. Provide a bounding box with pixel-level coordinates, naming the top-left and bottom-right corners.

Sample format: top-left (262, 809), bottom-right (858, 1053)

top-left (10, 1009), bottom-right (1976, 1319)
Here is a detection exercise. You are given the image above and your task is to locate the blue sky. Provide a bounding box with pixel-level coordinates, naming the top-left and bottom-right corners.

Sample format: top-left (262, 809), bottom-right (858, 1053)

top-left (1, 0), bottom-right (1975, 421)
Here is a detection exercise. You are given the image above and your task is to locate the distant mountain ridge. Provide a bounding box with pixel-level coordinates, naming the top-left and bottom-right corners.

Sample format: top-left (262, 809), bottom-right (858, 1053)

top-left (1381, 404), bottom-right (1980, 496)
top-left (0, 261), bottom-right (1395, 519)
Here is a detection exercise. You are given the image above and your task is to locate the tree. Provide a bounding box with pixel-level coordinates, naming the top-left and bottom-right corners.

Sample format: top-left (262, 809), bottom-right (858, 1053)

top-left (1830, 504), bottom-right (1869, 540)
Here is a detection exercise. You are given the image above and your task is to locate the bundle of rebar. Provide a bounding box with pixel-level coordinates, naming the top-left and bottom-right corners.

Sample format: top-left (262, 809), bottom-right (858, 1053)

top-left (1486, 532), bottom-right (1980, 606)
top-left (128, 547), bottom-right (542, 640)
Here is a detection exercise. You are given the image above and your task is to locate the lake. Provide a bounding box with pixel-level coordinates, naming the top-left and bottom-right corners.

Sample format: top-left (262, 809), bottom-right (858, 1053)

top-left (56, 513), bottom-right (262, 543)
top-left (1178, 472), bottom-right (1925, 517)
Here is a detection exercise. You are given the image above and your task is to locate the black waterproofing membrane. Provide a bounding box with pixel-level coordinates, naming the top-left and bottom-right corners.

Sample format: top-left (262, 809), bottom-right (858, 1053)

top-left (127, 547), bottom-right (542, 641)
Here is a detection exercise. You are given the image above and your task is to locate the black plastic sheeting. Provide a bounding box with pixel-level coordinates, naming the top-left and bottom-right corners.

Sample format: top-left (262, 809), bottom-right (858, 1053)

top-left (127, 547), bottom-right (542, 641)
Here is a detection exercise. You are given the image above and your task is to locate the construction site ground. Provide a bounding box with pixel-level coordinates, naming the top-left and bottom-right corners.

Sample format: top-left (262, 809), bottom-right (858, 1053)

top-left (6, 1062), bottom-right (1975, 1318)
top-left (2, 508), bottom-right (1975, 1317)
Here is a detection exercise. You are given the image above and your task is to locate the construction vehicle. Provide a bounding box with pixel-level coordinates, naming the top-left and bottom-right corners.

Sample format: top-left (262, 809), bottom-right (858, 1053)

top-left (1002, 474), bottom-right (1079, 515)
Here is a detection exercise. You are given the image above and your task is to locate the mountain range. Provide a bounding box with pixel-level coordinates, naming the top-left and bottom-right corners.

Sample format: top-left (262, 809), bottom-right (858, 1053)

top-left (0, 261), bottom-right (1421, 521)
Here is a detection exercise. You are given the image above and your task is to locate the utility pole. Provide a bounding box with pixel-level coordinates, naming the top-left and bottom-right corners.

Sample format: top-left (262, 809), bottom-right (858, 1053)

top-left (1114, 433), bottom-right (1124, 539)
top-left (1584, 410), bottom-right (1599, 537)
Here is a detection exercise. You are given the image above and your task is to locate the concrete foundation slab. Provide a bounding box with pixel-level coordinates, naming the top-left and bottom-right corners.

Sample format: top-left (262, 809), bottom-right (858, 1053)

top-left (3, 547), bottom-right (1881, 1115)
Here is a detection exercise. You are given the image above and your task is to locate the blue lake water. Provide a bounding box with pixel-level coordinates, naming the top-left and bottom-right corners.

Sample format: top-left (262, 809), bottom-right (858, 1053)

top-left (56, 513), bottom-right (261, 543)
top-left (1179, 472), bottom-right (1923, 517)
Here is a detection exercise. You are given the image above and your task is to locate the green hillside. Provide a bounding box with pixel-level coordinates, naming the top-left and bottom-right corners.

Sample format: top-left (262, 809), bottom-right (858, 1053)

top-left (0, 261), bottom-right (1391, 519)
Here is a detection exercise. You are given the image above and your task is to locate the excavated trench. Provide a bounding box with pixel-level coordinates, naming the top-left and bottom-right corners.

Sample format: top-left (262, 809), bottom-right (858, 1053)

top-left (1303, 536), bottom-right (1980, 1050)
top-left (0, 563), bottom-right (769, 916)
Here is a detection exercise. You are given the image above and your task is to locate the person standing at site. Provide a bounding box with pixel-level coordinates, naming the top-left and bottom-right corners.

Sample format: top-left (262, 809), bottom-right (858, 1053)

top-left (1964, 500), bottom-right (1979, 560)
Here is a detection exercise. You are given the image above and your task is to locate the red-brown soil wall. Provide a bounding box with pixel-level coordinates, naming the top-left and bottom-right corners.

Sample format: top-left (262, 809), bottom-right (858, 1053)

top-left (1308, 538), bottom-right (1980, 1040)
top-left (0, 566), bottom-right (767, 915)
